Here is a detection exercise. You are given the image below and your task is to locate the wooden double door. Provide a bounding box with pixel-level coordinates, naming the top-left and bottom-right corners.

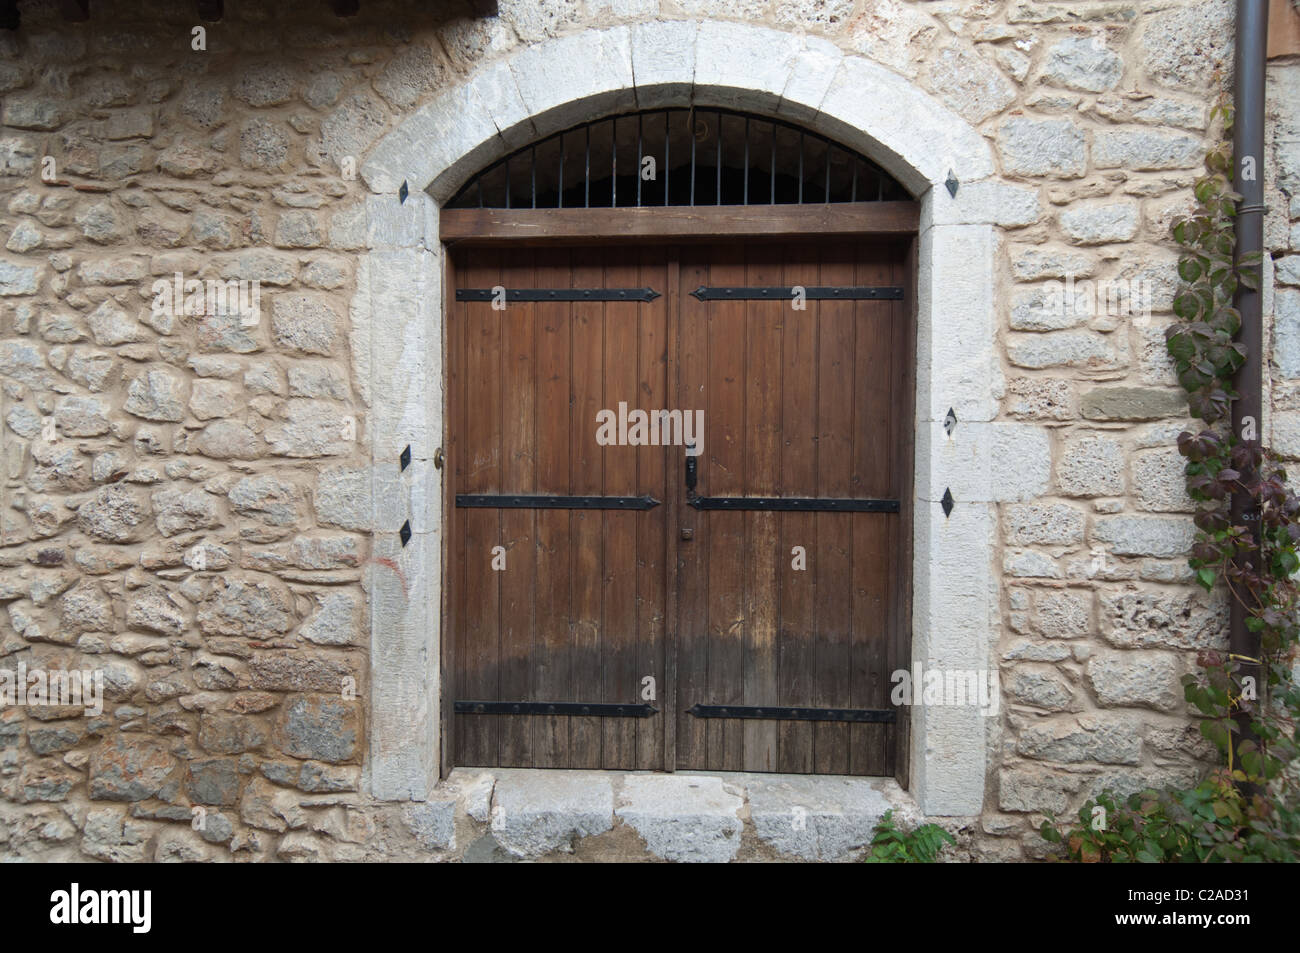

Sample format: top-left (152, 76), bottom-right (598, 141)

top-left (444, 240), bottom-right (914, 778)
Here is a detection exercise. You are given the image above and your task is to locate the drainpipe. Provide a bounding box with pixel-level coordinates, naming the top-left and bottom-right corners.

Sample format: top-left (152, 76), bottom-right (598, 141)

top-left (1229, 0), bottom-right (1267, 771)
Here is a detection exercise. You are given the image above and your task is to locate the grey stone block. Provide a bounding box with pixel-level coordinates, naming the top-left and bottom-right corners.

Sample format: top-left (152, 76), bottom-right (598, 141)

top-left (405, 799), bottom-right (456, 851)
top-left (492, 770), bottom-right (613, 857)
top-left (616, 774), bottom-right (742, 863)
top-left (748, 775), bottom-right (892, 861)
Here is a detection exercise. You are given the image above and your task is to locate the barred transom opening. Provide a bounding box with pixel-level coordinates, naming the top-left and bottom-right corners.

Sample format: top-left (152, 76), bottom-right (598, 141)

top-left (446, 108), bottom-right (911, 210)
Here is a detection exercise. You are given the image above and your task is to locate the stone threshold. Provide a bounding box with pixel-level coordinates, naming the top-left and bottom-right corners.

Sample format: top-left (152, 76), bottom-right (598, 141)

top-left (412, 768), bottom-right (925, 863)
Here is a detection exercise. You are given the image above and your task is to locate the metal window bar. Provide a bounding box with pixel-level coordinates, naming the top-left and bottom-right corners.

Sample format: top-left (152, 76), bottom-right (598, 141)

top-left (636, 113), bottom-right (642, 207)
top-left (742, 116), bottom-right (749, 206)
top-left (770, 121), bottom-right (776, 205)
top-left (663, 109), bottom-right (670, 206)
top-left (825, 144), bottom-right (832, 203)
top-left (715, 110), bottom-right (722, 206)
top-left (797, 131), bottom-right (803, 204)
top-left (689, 108), bottom-right (696, 207)
top-left (611, 116), bottom-right (617, 208)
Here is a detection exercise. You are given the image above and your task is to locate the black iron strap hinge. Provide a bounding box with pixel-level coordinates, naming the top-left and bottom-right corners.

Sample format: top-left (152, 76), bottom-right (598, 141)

top-left (687, 496), bottom-right (899, 513)
top-left (687, 704), bottom-right (896, 723)
top-left (690, 286), bottom-right (904, 301)
top-left (456, 288), bottom-right (660, 302)
top-left (456, 494), bottom-right (660, 510)
top-left (456, 701), bottom-right (658, 718)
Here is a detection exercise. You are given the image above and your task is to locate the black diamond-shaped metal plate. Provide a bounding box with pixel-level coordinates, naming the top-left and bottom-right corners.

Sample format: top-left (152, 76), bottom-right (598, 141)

top-left (400, 445), bottom-right (411, 471)
top-left (941, 488), bottom-right (954, 518)
top-left (399, 180), bottom-right (409, 204)
top-left (400, 520), bottom-right (412, 546)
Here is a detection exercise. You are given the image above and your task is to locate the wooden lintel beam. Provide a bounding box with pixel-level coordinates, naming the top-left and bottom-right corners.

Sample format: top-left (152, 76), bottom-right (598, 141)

top-left (439, 202), bottom-right (921, 244)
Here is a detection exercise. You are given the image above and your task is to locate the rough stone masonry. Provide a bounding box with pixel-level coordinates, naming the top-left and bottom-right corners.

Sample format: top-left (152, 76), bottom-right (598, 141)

top-left (0, 0), bottom-right (1297, 863)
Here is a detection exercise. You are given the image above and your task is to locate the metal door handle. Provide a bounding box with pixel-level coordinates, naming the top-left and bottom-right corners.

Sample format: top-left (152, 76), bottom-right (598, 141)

top-left (684, 444), bottom-right (697, 497)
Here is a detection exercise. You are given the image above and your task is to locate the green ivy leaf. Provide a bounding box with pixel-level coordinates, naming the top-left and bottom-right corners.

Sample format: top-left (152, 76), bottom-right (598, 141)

top-left (1173, 290), bottom-right (1202, 320)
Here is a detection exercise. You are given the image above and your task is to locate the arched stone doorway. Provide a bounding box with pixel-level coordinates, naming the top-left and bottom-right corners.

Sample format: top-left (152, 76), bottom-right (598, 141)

top-left (357, 21), bottom-right (998, 817)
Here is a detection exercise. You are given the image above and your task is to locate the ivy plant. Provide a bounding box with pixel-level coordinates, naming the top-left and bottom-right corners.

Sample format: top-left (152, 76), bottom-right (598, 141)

top-left (1040, 95), bottom-right (1300, 862)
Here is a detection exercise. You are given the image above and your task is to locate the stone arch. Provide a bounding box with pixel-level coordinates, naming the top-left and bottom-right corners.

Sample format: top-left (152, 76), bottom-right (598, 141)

top-left (358, 20), bottom-right (1000, 817)
top-left (361, 22), bottom-right (993, 202)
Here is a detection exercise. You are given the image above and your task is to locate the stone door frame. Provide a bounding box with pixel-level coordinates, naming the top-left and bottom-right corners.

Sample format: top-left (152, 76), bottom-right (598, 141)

top-left (354, 21), bottom-right (1001, 816)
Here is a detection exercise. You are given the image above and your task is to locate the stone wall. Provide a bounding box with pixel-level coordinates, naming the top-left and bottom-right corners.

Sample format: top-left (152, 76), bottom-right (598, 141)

top-left (0, 0), bottom-right (1296, 862)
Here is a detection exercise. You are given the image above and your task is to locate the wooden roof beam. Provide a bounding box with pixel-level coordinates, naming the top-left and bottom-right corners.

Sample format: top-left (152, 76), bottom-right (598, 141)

top-left (0, 0), bottom-right (502, 29)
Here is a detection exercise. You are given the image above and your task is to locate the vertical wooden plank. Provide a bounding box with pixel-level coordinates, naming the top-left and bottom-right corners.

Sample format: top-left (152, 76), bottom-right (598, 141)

top-left (742, 243), bottom-right (781, 772)
top-left (497, 247), bottom-right (537, 766)
top-left (570, 250), bottom-right (605, 768)
top-left (661, 246), bottom-right (680, 773)
top-left (459, 248), bottom-right (503, 765)
top-left (601, 245), bottom-right (640, 769)
top-left (706, 243), bottom-right (747, 771)
top-left (675, 249), bottom-right (711, 769)
top-left (636, 244), bottom-right (670, 770)
top-left (813, 242), bottom-right (855, 776)
top-left (454, 249), bottom-right (470, 765)
top-left (533, 246), bottom-right (573, 768)
top-left (893, 239), bottom-right (917, 789)
top-left (777, 241), bottom-right (817, 773)
top-left (849, 243), bottom-right (894, 776)
top-left (442, 250), bottom-right (459, 778)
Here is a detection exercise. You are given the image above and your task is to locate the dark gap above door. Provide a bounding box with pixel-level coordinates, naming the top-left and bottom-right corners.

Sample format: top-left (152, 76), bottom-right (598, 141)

top-left (446, 108), bottom-right (912, 211)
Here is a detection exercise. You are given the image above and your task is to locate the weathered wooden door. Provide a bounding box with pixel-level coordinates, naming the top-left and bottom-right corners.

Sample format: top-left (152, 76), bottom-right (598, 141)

top-left (674, 242), bottom-right (909, 776)
top-left (445, 240), bottom-right (911, 776)
top-left (447, 246), bottom-right (672, 770)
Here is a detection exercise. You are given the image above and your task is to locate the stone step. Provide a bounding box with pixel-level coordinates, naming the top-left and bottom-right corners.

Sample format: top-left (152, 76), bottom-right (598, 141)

top-left (410, 768), bottom-right (923, 863)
